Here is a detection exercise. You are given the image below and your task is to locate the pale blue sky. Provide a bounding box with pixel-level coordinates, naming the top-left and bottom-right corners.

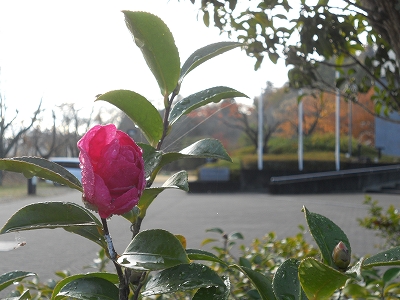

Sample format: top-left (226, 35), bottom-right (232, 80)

top-left (0, 0), bottom-right (289, 124)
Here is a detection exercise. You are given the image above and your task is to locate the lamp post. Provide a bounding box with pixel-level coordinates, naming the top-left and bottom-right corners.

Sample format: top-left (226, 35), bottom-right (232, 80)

top-left (298, 89), bottom-right (303, 171)
top-left (335, 71), bottom-right (340, 171)
top-left (257, 89), bottom-right (263, 171)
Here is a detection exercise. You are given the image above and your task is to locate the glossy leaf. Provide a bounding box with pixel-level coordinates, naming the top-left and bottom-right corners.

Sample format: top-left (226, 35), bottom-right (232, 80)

top-left (169, 86), bottom-right (248, 125)
top-left (383, 267), bottom-right (400, 284)
top-left (52, 272), bottom-right (119, 299)
top-left (303, 206), bottom-right (351, 267)
top-left (186, 248), bottom-right (228, 266)
top-left (96, 90), bottom-right (163, 147)
top-left (363, 246), bottom-right (400, 267)
top-left (0, 202), bottom-right (105, 249)
top-left (123, 11), bottom-right (180, 97)
top-left (160, 139), bottom-right (232, 171)
top-left (273, 258), bottom-right (307, 300)
top-left (117, 229), bottom-right (190, 271)
top-left (16, 289), bottom-right (31, 299)
top-left (147, 139), bottom-right (231, 183)
top-left (63, 224), bottom-right (106, 249)
top-left (228, 232), bottom-right (244, 241)
top-left (298, 258), bottom-right (350, 300)
top-left (231, 264), bottom-right (276, 300)
top-left (139, 143), bottom-right (162, 178)
top-left (179, 42), bottom-right (242, 84)
top-left (53, 276), bottom-right (118, 300)
top-left (142, 263), bottom-right (225, 297)
top-left (0, 157), bottom-right (82, 192)
top-left (125, 171), bottom-right (188, 221)
top-left (193, 276), bottom-right (230, 300)
top-left (0, 271), bottom-right (36, 291)
top-left (0, 202), bottom-right (101, 233)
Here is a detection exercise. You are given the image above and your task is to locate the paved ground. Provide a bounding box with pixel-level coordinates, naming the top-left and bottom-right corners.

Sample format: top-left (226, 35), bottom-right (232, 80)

top-left (0, 186), bottom-right (398, 296)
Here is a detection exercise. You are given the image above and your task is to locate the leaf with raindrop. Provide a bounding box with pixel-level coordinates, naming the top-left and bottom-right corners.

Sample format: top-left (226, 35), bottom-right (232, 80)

top-left (303, 206), bottom-right (351, 268)
top-left (123, 11), bottom-right (180, 97)
top-left (298, 258), bottom-right (351, 300)
top-left (117, 229), bottom-right (190, 271)
top-left (273, 258), bottom-right (307, 300)
top-left (168, 86), bottom-right (248, 125)
top-left (363, 246), bottom-right (400, 267)
top-left (0, 157), bottom-right (82, 191)
top-left (53, 275), bottom-right (119, 300)
top-left (142, 263), bottom-right (226, 297)
top-left (0, 271), bottom-right (36, 291)
top-left (96, 90), bottom-right (163, 147)
top-left (231, 264), bottom-right (276, 300)
top-left (179, 42), bottom-right (242, 85)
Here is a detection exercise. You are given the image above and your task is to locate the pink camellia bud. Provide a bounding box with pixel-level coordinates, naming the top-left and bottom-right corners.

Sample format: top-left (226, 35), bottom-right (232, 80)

top-left (332, 241), bottom-right (350, 270)
top-left (77, 124), bottom-right (146, 219)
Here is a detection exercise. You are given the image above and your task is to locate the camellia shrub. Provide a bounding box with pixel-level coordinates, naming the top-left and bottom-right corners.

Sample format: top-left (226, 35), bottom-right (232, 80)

top-left (1, 11), bottom-right (400, 300)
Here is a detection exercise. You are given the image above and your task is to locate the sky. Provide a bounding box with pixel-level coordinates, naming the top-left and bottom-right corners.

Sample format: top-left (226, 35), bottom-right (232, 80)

top-left (0, 0), bottom-right (290, 125)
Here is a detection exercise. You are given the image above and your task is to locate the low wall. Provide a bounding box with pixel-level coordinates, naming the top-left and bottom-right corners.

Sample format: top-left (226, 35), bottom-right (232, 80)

top-left (269, 165), bottom-right (400, 194)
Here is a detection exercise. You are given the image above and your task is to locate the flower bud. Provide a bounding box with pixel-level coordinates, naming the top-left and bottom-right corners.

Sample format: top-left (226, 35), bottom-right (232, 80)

top-left (78, 124), bottom-right (146, 219)
top-left (332, 241), bottom-right (350, 270)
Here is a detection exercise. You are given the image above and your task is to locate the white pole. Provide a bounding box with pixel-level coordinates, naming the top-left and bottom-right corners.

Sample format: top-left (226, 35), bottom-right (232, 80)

top-left (348, 98), bottom-right (352, 156)
top-left (298, 89), bottom-right (303, 171)
top-left (335, 71), bottom-right (340, 171)
top-left (258, 89), bottom-right (263, 170)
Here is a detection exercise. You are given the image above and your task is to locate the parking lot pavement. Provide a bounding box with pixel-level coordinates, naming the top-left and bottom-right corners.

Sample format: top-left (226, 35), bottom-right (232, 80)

top-left (0, 188), bottom-right (397, 291)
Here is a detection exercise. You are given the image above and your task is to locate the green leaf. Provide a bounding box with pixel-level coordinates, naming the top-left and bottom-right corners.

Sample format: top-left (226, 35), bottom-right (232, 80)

top-left (96, 90), bottom-right (163, 147)
top-left (123, 11), bottom-right (180, 97)
top-left (168, 86), bottom-right (248, 125)
top-left (179, 42), bottom-right (242, 85)
top-left (0, 202), bottom-right (101, 233)
top-left (142, 263), bottom-right (226, 297)
top-left (231, 264), bottom-right (276, 300)
top-left (363, 246), bottom-right (400, 267)
top-left (63, 224), bottom-right (106, 250)
top-left (298, 258), bottom-right (350, 300)
top-left (125, 171), bottom-right (188, 221)
top-left (303, 206), bottom-right (351, 267)
top-left (228, 232), bottom-right (244, 241)
top-left (273, 258), bottom-right (307, 300)
top-left (0, 271), bottom-right (36, 291)
top-left (0, 202), bottom-right (105, 249)
top-left (149, 139), bottom-right (231, 182)
top-left (186, 249), bottom-right (228, 266)
top-left (5, 289), bottom-right (31, 300)
top-left (193, 276), bottom-right (230, 300)
top-left (0, 157), bottom-right (82, 192)
top-left (336, 77), bottom-right (347, 88)
top-left (117, 229), bottom-right (190, 271)
top-left (383, 268), bottom-right (400, 285)
top-left (52, 272), bottom-right (119, 299)
top-left (53, 276), bottom-right (118, 300)
top-left (139, 143), bottom-right (163, 178)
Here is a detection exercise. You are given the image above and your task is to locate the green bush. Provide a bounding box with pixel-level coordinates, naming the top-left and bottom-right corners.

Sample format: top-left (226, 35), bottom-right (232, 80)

top-left (358, 196), bottom-right (400, 249)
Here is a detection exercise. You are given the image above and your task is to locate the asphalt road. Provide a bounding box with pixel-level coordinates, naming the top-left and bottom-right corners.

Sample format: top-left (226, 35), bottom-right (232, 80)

top-left (0, 187), bottom-right (398, 295)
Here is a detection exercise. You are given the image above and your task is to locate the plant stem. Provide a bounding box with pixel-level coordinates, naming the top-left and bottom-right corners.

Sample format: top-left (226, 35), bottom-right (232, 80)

top-left (156, 91), bottom-right (178, 151)
top-left (102, 218), bottom-right (130, 300)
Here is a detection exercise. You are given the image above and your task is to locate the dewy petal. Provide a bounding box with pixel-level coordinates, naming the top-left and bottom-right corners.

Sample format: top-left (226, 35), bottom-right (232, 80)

top-left (79, 151), bottom-right (95, 200)
top-left (91, 174), bottom-right (113, 218)
top-left (88, 124), bottom-right (118, 163)
top-left (78, 124), bottom-right (146, 218)
top-left (110, 187), bottom-right (140, 216)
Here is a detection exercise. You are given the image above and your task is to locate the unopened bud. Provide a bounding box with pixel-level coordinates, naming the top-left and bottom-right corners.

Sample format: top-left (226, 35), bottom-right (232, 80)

top-left (332, 241), bottom-right (350, 270)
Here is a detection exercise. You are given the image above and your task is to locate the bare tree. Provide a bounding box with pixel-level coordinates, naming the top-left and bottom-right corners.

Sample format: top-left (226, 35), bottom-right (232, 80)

top-left (0, 92), bottom-right (41, 184)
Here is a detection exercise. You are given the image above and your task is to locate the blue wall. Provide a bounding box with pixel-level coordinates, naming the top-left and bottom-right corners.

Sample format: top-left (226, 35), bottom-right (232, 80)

top-left (375, 112), bottom-right (400, 156)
